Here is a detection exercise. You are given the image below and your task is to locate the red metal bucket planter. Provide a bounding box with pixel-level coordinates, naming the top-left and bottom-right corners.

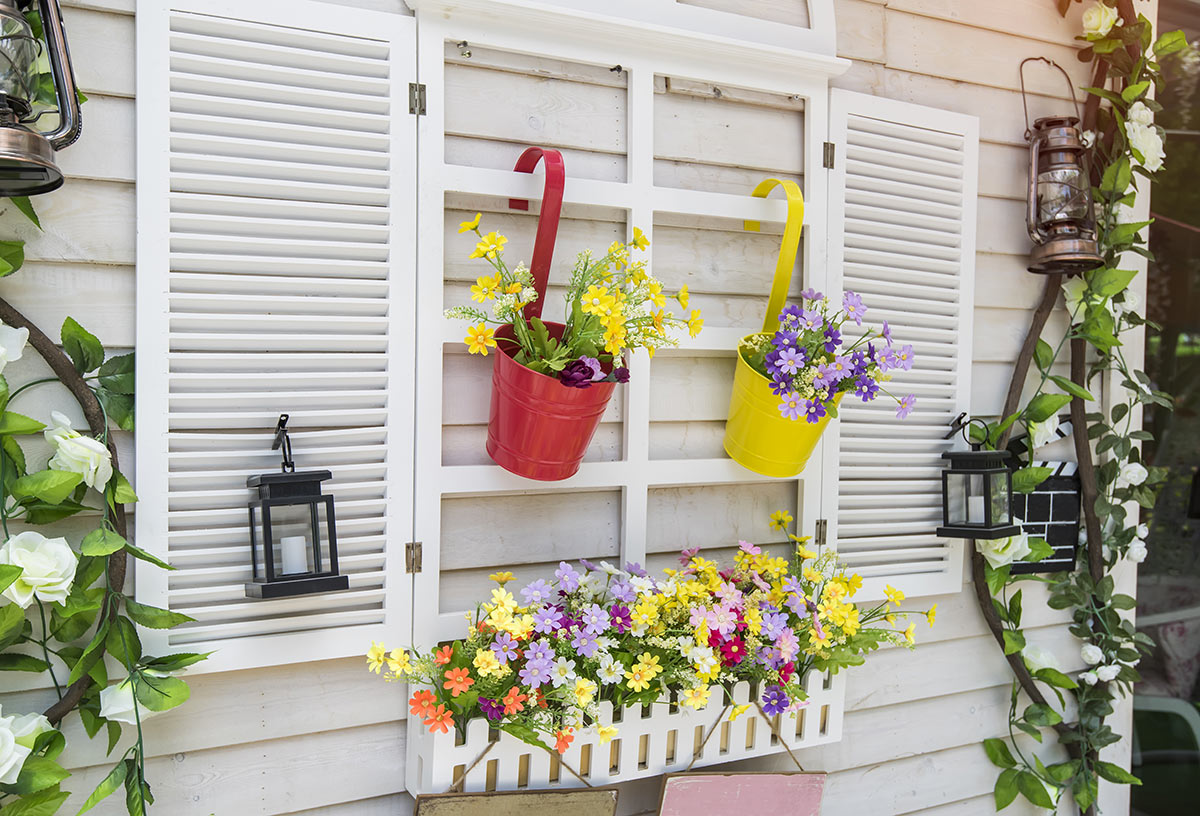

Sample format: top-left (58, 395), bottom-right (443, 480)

top-left (483, 147), bottom-right (615, 481)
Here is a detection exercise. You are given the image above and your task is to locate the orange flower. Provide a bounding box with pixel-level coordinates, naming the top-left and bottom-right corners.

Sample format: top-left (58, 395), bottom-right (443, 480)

top-left (443, 667), bottom-right (475, 697)
top-left (424, 704), bottom-right (453, 734)
top-left (434, 645), bottom-right (454, 666)
top-left (502, 686), bottom-right (527, 715)
top-left (409, 689), bottom-right (437, 718)
top-left (555, 729), bottom-right (574, 755)
top-left (535, 687), bottom-right (549, 709)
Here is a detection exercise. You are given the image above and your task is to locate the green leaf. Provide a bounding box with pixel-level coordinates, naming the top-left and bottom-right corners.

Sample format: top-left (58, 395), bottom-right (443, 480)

top-left (76, 759), bottom-right (127, 814)
top-left (1012, 466), bottom-right (1053, 494)
top-left (1024, 703), bottom-right (1063, 727)
top-left (1094, 760), bottom-right (1141, 785)
top-left (1090, 267), bottom-right (1138, 297)
top-left (1002, 629), bottom-right (1027, 655)
top-left (1033, 339), bottom-right (1055, 372)
top-left (61, 317), bottom-right (105, 375)
top-left (11, 470), bottom-right (84, 505)
top-left (0, 654), bottom-right (50, 672)
top-left (0, 239), bottom-right (26, 278)
top-left (985, 564), bottom-right (1011, 596)
top-left (0, 788), bottom-right (69, 816)
top-left (23, 499), bottom-right (88, 526)
top-left (79, 528), bottom-right (126, 557)
top-left (500, 722), bottom-right (551, 752)
top-left (1048, 375), bottom-right (1095, 402)
top-left (1074, 773), bottom-right (1097, 811)
top-left (1014, 721), bottom-right (1044, 743)
top-left (0, 411), bottom-right (46, 435)
top-left (11, 195), bottom-right (40, 229)
top-left (134, 673), bottom-right (191, 712)
top-left (1026, 393), bottom-right (1072, 423)
top-left (1100, 156), bottom-right (1132, 197)
top-left (983, 737), bottom-right (1016, 769)
top-left (68, 619), bottom-right (110, 684)
top-left (144, 652), bottom-right (211, 672)
top-left (112, 472), bottom-right (137, 504)
top-left (123, 598), bottom-right (194, 630)
top-left (1008, 589), bottom-right (1023, 627)
top-left (123, 759), bottom-right (153, 816)
top-left (10, 755), bottom-right (70, 796)
top-left (122, 541), bottom-right (173, 571)
top-left (0, 601), bottom-right (25, 650)
top-left (1120, 81), bottom-right (1150, 102)
top-left (1024, 536), bottom-right (1054, 563)
top-left (1153, 29), bottom-right (1188, 56)
top-left (105, 616), bottom-right (141, 667)
top-left (1033, 667), bottom-right (1079, 689)
top-left (106, 721), bottom-right (121, 756)
top-left (994, 767), bottom-right (1020, 810)
top-left (1018, 770), bottom-right (1054, 808)
top-left (97, 353), bottom-right (135, 395)
top-left (0, 563), bottom-right (21, 596)
top-left (94, 388), bottom-right (133, 432)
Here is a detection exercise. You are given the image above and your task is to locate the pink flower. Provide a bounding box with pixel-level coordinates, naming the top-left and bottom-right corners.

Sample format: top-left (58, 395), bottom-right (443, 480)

top-left (738, 540), bottom-right (761, 555)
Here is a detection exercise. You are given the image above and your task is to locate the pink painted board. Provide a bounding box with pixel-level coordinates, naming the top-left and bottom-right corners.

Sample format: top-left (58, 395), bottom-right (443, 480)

top-left (658, 772), bottom-right (825, 816)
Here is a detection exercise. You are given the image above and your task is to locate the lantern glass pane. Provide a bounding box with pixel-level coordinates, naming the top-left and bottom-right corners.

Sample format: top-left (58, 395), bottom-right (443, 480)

top-left (1036, 166), bottom-right (1094, 231)
top-left (0, 17), bottom-right (39, 107)
top-left (947, 473), bottom-right (987, 526)
top-left (989, 472), bottom-right (1012, 525)
top-left (268, 501), bottom-right (326, 577)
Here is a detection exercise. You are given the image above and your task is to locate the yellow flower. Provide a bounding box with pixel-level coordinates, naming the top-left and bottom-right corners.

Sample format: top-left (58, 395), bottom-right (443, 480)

top-left (366, 641), bottom-right (387, 673)
top-left (647, 281), bottom-right (666, 308)
top-left (687, 309), bottom-right (704, 338)
top-left (490, 587), bottom-right (517, 612)
top-left (470, 231), bottom-right (508, 259)
top-left (506, 614), bottom-right (535, 640)
top-left (729, 703), bottom-right (752, 722)
top-left (632, 226), bottom-right (650, 251)
top-left (608, 241), bottom-right (630, 268)
top-left (581, 285), bottom-right (616, 317)
top-left (465, 323), bottom-right (497, 355)
top-left (597, 725), bottom-right (619, 745)
top-left (886, 613), bottom-right (896, 626)
top-left (803, 567), bottom-right (822, 583)
top-left (769, 510), bottom-right (794, 531)
top-left (795, 545), bottom-right (817, 560)
top-left (625, 666), bottom-right (652, 692)
top-left (635, 652), bottom-right (662, 677)
top-left (809, 630), bottom-right (832, 650)
top-left (386, 648), bottom-right (412, 675)
top-left (904, 623), bottom-right (916, 646)
top-left (470, 276), bottom-right (500, 303)
top-left (458, 212), bottom-right (482, 233)
top-left (604, 323), bottom-right (626, 355)
top-left (676, 285), bottom-right (690, 309)
top-left (489, 570), bottom-right (514, 585)
top-left (841, 573), bottom-right (863, 596)
top-left (681, 686), bottom-right (710, 710)
top-left (473, 648), bottom-right (501, 676)
top-left (884, 585), bottom-right (905, 606)
top-left (574, 677), bottom-right (597, 707)
top-left (926, 603), bottom-right (938, 627)
top-left (487, 606), bottom-right (513, 630)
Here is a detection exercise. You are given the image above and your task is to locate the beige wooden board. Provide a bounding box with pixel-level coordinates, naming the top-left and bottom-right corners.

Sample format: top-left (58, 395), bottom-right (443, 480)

top-left (884, 0), bottom-right (1087, 47)
top-left (415, 788), bottom-right (618, 816)
top-left (283, 793), bottom-right (415, 816)
top-left (648, 419), bottom-right (727, 461)
top-left (645, 481), bottom-right (799, 552)
top-left (0, 179), bottom-right (133, 265)
top-left (835, 0), bottom-right (886, 64)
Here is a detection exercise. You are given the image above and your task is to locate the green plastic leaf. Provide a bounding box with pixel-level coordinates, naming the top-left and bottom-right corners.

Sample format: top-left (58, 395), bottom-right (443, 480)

top-left (1002, 629), bottom-right (1026, 655)
top-left (500, 722), bottom-right (552, 752)
top-left (11, 469), bottom-right (83, 505)
top-left (134, 673), bottom-right (191, 712)
top-left (76, 759), bottom-right (127, 814)
top-left (0, 788), bottom-right (69, 816)
top-left (95, 388), bottom-right (134, 432)
top-left (1007, 589), bottom-right (1023, 627)
top-left (1018, 770), bottom-right (1054, 808)
top-left (1048, 375), bottom-right (1095, 402)
top-left (0, 239), bottom-right (26, 278)
top-left (983, 737), bottom-right (1016, 769)
top-left (122, 541), bottom-right (173, 571)
top-left (123, 760), bottom-right (154, 816)
top-left (1073, 773), bottom-right (1098, 812)
top-left (1100, 156), bottom-right (1132, 197)
top-left (97, 353), bottom-right (135, 395)
top-left (1120, 80), bottom-right (1150, 102)
top-left (1153, 29), bottom-right (1188, 56)
top-left (68, 619), bottom-right (110, 684)
top-left (79, 528), bottom-right (126, 557)
top-left (0, 600), bottom-right (25, 650)
top-left (1012, 467), bottom-right (1053, 494)
top-left (1024, 536), bottom-right (1054, 563)
top-left (0, 653), bottom-right (50, 672)
top-left (0, 562), bottom-right (21, 596)
top-left (61, 317), bottom-right (105, 375)
top-left (1033, 667), bottom-right (1079, 689)
top-left (994, 767), bottom-right (1020, 810)
top-left (1033, 339), bottom-right (1055, 372)
top-left (1026, 393), bottom-right (1072, 423)
top-left (11, 195), bottom-right (40, 229)
top-left (1094, 760), bottom-right (1141, 785)
top-left (1090, 267), bottom-right (1138, 297)
top-left (105, 616), bottom-right (142, 667)
top-left (112, 472), bottom-right (137, 504)
top-left (0, 411), bottom-right (46, 435)
top-left (985, 564), bottom-right (1011, 597)
top-left (23, 499), bottom-right (88, 525)
top-left (10, 755), bottom-right (70, 795)
top-left (1024, 703), bottom-right (1063, 727)
top-left (144, 652), bottom-right (211, 672)
top-left (123, 598), bottom-right (194, 630)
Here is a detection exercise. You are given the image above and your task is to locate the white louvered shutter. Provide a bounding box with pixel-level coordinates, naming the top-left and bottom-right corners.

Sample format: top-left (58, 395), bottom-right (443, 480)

top-left (825, 90), bottom-right (979, 600)
top-left (135, 0), bottom-right (415, 671)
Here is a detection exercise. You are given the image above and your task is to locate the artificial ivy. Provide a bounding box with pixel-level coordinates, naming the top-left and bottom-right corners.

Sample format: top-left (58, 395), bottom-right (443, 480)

top-left (972, 3), bottom-right (1188, 813)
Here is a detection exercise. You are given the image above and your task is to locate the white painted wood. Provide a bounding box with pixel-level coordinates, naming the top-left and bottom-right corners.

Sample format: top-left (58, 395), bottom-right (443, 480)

top-left (135, 0), bottom-right (416, 672)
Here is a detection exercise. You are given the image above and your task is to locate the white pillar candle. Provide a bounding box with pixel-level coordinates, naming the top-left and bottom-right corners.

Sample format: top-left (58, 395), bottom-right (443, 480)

top-left (967, 495), bottom-right (985, 524)
top-left (280, 535), bottom-right (308, 575)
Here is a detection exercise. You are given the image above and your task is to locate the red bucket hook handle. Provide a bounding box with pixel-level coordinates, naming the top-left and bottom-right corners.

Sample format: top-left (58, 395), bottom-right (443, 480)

top-left (508, 147), bottom-right (565, 320)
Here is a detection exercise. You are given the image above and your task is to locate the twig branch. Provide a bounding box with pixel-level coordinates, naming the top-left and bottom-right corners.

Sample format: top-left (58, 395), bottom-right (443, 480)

top-left (997, 274), bottom-right (1064, 451)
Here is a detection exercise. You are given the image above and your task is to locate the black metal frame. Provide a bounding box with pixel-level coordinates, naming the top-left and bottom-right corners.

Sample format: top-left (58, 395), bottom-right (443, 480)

top-left (937, 449), bottom-right (1021, 540)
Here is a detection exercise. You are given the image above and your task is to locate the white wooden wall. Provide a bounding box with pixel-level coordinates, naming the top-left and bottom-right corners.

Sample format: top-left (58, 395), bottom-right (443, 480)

top-left (0, 1), bottom-right (1151, 814)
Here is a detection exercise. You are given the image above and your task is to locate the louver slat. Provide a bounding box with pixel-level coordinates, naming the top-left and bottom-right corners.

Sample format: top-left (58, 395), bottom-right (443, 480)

top-left (829, 92), bottom-right (979, 600)
top-left (137, 0), bottom-right (414, 672)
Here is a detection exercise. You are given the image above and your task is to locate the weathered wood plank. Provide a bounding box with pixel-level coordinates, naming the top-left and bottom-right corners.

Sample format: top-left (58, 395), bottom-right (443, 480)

top-left (883, 0), bottom-right (1086, 48)
top-left (0, 180), bottom-right (133, 265)
top-left (835, 0), bottom-right (886, 64)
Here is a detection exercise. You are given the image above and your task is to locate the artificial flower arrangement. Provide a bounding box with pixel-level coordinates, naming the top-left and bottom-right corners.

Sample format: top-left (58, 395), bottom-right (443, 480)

top-left (368, 510), bottom-right (934, 753)
top-left (445, 215), bottom-right (703, 386)
top-left (739, 289), bottom-right (918, 423)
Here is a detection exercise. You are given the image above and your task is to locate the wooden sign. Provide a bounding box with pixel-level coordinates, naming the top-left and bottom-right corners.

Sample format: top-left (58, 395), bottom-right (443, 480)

top-left (414, 788), bottom-right (619, 816)
top-left (658, 772), bottom-right (825, 816)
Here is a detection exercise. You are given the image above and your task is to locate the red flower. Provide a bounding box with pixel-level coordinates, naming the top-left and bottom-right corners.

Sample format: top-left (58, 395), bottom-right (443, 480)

top-left (424, 704), bottom-right (453, 734)
top-left (409, 689), bottom-right (437, 718)
top-left (434, 645), bottom-right (454, 665)
top-left (535, 687), bottom-right (549, 709)
top-left (779, 661), bottom-right (795, 684)
top-left (720, 636), bottom-right (747, 666)
top-left (555, 729), bottom-right (575, 754)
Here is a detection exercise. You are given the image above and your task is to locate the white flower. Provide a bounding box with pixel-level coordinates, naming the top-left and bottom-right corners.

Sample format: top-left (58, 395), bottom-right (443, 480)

top-left (1127, 101), bottom-right (1154, 127)
top-left (1116, 462), bottom-right (1148, 488)
top-left (1080, 129), bottom-right (1097, 149)
top-left (1125, 121), bottom-right (1165, 173)
top-left (1079, 670), bottom-right (1100, 686)
top-left (1081, 643), bottom-right (1104, 665)
top-left (1030, 414), bottom-right (1061, 449)
top-left (1137, 523), bottom-right (1149, 538)
top-left (0, 531), bottom-right (77, 607)
top-left (1127, 539), bottom-right (1148, 563)
top-left (9, 713), bottom-right (51, 751)
top-left (1082, 2), bottom-right (1120, 37)
top-left (99, 674), bottom-right (169, 725)
top-left (1023, 644), bottom-right (1059, 674)
top-left (44, 411), bottom-right (113, 490)
top-left (0, 323), bottom-right (28, 376)
top-left (0, 710), bottom-right (32, 785)
top-left (550, 657), bottom-right (577, 688)
top-left (1062, 277), bottom-right (1090, 323)
top-left (596, 661), bottom-right (624, 685)
top-left (597, 561), bottom-right (620, 576)
top-left (976, 532), bottom-right (1032, 569)
top-left (630, 576), bottom-right (654, 594)
top-left (1095, 663), bottom-right (1121, 682)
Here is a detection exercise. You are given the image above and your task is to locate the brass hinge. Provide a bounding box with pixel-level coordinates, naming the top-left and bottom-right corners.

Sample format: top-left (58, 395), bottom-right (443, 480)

top-left (822, 141), bottom-right (835, 169)
top-left (405, 541), bottom-right (423, 573)
top-left (815, 519), bottom-right (828, 548)
top-left (409, 82), bottom-right (427, 115)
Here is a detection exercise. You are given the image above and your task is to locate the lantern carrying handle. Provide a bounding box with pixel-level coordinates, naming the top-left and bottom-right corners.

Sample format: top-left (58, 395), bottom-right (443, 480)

top-left (508, 146), bottom-right (565, 320)
top-left (1018, 57), bottom-right (1082, 141)
top-left (272, 414), bottom-right (295, 473)
top-left (944, 411), bottom-right (989, 451)
top-left (744, 177), bottom-right (805, 334)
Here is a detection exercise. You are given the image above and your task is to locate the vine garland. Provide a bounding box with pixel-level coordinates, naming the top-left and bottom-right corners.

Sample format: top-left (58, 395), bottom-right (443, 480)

top-left (974, 2), bottom-right (1187, 813)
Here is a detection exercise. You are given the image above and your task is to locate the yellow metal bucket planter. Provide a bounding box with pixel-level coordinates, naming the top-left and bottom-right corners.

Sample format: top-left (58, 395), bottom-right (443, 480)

top-left (723, 178), bottom-right (834, 478)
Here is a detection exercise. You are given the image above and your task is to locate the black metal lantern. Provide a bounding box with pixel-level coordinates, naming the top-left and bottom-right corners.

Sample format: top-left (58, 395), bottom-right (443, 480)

top-left (1019, 57), bottom-right (1103, 276)
top-left (0, 0), bottom-right (81, 196)
top-left (245, 415), bottom-right (348, 599)
top-left (937, 448), bottom-right (1021, 540)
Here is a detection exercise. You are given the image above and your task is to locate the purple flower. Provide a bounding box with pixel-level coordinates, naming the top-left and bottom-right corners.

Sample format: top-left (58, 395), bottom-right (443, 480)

top-left (813, 363), bottom-right (837, 391)
top-left (521, 579), bottom-right (553, 605)
top-left (776, 347), bottom-right (805, 376)
top-left (738, 540), bottom-right (762, 555)
top-left (799, 288), bottom-right (823, 302)
top-left (770, 377), bottom-right (794, 397)
top-left (492, 632), bottom-right (519, 664)
top-left (849, 350), bottom-right (869, 375)
top-left (580, 357), bottom-right (604, 380)
top-left (532, 606), bottom-right (563, 634)
top-left (624, 561), bottom-right (647, 577)
top-left (777, 628), bottom-right (800, 660)
top-left (823, 326), bottom-right (841, 353)
top-left (778, 304), bottom-right (803, 323)
top-left (609, 603), bottom-right (632, 633)
top-left (581, 603), bottom-right (611, 635)
top-left (764, 348), bottom-right (783, 377)
top-left (770, 330), bottom-right (798, 351)
top-left (610, 581), bottom-right (635, 603)
top-left (842, 291), bottom-right (865, 326)
top-left (881, 320), bottom-right (893, 346)
top-left (571, 630), bottom-right (599, 657)
top-left (761, 611), bottom-right (789, 641)
top-left (784, 593), bottom-right (806, 615)
top-left (827, 355), bottom-right (852, 381)
top-left (579, 558), bottom-right (597, 572)
top-left (895, 344), bottom-right (915, 372)
top-left (855, 378), bottom-right (879, 402)
top-left (782, 577), bottom-right (803, 595)
top-left (803, 400), bottom-right (827, 424)
top-left (877, 347), bottom-right (899, 372)
top-left (559, 359), bottom-right (597, 389)
top-left (778, 391), bottom-right (805, 421)
top-left (479, 697), bottom-right (505, 721)
top-left (519, 659), bottom-right (552, 688)
top-left (896, 394), bottom-right (916, 419)
top-left (525, 638), bottom-right (554, 664)
top-left (678, 548), bottom-right (699, 566)
top-left (761, 685), bottom-right (790, 716)
top-left (556, 561), bottom-right (581, 592)
top-left (611, 366), bottom-right (630, 384)
top-left (799, 309), bottom-right (824, 332)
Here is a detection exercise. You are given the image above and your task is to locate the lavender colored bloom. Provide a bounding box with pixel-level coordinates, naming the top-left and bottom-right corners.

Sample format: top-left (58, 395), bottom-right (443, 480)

top-left (519, 659), bottom-right (552, 689)
top-left (758, 645), bottom-right (785, 670)
top-left (761, 685), bottom-right (790, 716)
top-left (855, 378), bottom-right (879, 402)
top-left (799, 288), bottom-right (823, 302)
top-left (822, 326), bottom-right (841, 353)
top-left (580, 356), bottom-right (605, 380)
top-left (895, 344), bottom-right (915, 372)
top-left (827, 355), bottom-right (852, 381)
top-left (491, 632), bottom-right (519, 664)
top-left (784, 593), bottom-right (806, 615)
top-left (842, 291), bottom-right (866, 326)
top-left (778, 391), bottom-right (805, 421)
top-left (764, 348), bottom-right (783, 377)
top-left (559, 359), bottom-right (597, 388)
top-left (849, 350), bottom-right (869, 375)
top-left (770, 330), bottom-right (799, 351)
top-left (521, 579), bottom-right (553, 605)
top-left (778, 304), bottom-right (803, 323)
top-left (770, 377), bottom-right (793, 397)
top-left (609, 581), bottom-right (635, 603)
top-left (798, 309), bottom-right (824, 332)
top-left (609, 603), bottom-right (632, 633)
top-left (761, 611), bottom-right (790, 641)
top-left (876, 347), bottom-right (899, 372)
top-left (571, 630), bottom-right (600, 657)
top-left (812, 363), bottom-right (837, 391)
top-left (776, 347), bottom-right (805, 376)
top-left (579, 558), bottom-right (597, 572)
top-left (624, 561), bottom-right (647, 577)
top-left (782, 577), bottom-right (803, 595)
top-left (881, 320), bottom-right (893, 346)
top-left (896, 394), bottom-right (916, 419)
top-left (532, 606), bottom-right (563, 635)
top-left (525, 638), bottom-right (554, 664)
top-left (556, 561), bottom-right (581, 592)
top-left (581, 603), bottom-right (611, 635)
top-left (479, 697), bottom-right (505, 721)
top-left (803, 400), bottom-right (827, 425)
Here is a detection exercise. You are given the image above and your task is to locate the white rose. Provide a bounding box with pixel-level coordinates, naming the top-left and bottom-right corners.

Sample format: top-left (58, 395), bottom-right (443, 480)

top-left (976, 532), bottom-right (1031, 569)
top-left (0, 531), bottom-right (77, 607)
top-left (44, 411), bottom-right (113, 490)
top-left (1095, 664), bottom-right (1121, 682)
top-left (1062, 277), bottom-right (1090, 323)
top-left (1081, 643), bottom-right (1104, 665)
top-left (1023, 644), bottom-right (1059, 674)
top-left (1080, 129), bottom-right (1097, 149)
top-left (1127, 540), bottom-right (1148, 563)
top-left (1082, 2), bottom-right (1120, 37)
top-left (1030, 414), bottom-right (1061, 449)
top-left (1079, 670), bottom-right (1099, 686)
top-left (9, 713), bottom-right (51, 751)
top-left (100, 674), bottom-right (168, 726)
top-left (0, 711), bottom-right (31, 785)
top-left (0, 323), bottom-right (28, 376)
top-left (1116, 462), bottom-right (1148, 488)
top-left (1137, 523), bottom-right (1149, 538)
top-left (1125, 121), bottom-right (1165, 172)
top-left (1127, 101), bottom-right (1154, 127)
